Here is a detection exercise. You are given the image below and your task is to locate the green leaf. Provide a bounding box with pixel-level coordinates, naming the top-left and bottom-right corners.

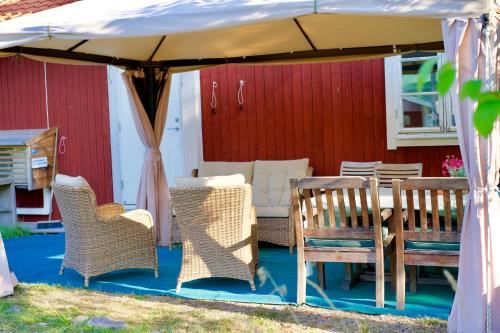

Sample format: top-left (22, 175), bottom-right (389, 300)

top-left (478, 92), bottom-right (500, 103)
top-left (417, 59), bottom-right (437, 92)
top-left (473, 99), bottom-right (500, 137)
top-left (437, 62), bottom-right (456, 96)
top-left (460, 80), bottom-right (482, 100)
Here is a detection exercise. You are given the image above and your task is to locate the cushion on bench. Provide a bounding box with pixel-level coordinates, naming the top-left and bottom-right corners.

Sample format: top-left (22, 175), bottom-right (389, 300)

top-left (307, 239), bottom-right (375, 248)
top-left (175, 174), bottom-right (245, 187)
top-left (198, 161), bottom-right (254, 184)
top-left (306, 227), bottom-right (388, 248)
top-left (255, 206), bottom-right (290, 218)
top-left (252, 158), bottom-right (309, 209)
top-left (405, 241), bottom-right (460, 252)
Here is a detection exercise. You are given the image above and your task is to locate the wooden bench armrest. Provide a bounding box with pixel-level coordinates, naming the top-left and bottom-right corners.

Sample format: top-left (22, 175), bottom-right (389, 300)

top-left (381, 208), bottom-right (392, 221)
top-left (306, 166), bottom-right (314, 177)
top-left (383, 232), bottom-right (396, 255)
top-left (402, 209), bottom-right (409, 222)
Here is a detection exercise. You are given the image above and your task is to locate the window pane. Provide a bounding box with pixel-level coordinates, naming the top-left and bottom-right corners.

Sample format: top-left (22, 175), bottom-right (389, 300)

top-left (401, 94), bottom-right (439, 128)
top-left (401, 59), bottom-right (438, 93)
top-left (445, 104), bottom-right (456, 128)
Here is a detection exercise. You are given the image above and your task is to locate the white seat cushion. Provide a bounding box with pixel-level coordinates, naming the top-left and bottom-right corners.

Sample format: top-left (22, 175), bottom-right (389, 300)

top-left (252, 158), bottom-right (309, 208)
top-left (55, 174), bottom-right (89, 187)
top-left (175, 174), bottom-right (245, 187)
top-left (255, 206), bottom-right (290, 218)
top-left (198, 161), bottom-right (254, 184)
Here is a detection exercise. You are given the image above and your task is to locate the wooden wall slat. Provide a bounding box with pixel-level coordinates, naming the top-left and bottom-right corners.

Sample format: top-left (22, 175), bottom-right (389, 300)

top-left (245, 66), bottom-right (258, 161)
top-left (283, 65), bottom-right (295, 160)
top-left (320, 63), bottom-right (334, 176)
top-left (255, 66), bottom-right (267, 159)
top-left (199, 60), bottom-right (461, 176)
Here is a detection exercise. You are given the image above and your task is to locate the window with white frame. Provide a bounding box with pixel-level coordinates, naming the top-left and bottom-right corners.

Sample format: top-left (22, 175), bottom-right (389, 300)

top-left (385, 52), bottom-right (458, 149)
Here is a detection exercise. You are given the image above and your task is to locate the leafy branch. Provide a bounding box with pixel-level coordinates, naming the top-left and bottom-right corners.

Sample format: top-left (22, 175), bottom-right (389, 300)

top-left (417, 59), bottom-right (500, 137)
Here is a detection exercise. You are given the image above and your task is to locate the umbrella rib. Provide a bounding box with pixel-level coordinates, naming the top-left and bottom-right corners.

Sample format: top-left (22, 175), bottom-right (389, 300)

top-left (0, 41), bottom-right (444, 68)
top-left (148, 35), bottom-right (166, 62)
top-left (67, 39), bottom-right (88, 52)
top-left (1, 46), bottom-right (144, 68)
top-left (161, 41), bottom-right (444, 67)
top-left (293, 18), bottom-right (317, 51)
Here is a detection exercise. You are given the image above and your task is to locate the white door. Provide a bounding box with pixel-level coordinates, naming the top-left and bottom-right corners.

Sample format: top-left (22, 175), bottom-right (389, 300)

top-left (161, 74), bottom-right (184, 186)
top-left (108, 67), bottom-right (202, 209)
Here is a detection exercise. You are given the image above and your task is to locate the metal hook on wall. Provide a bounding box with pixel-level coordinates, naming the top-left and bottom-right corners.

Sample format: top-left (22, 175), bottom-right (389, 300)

top-left (238, 80), bottom-right (245, 110)
top-left (58, 136), bottom-right (67, 155)
top-left (210, 81), bottom-right (217, 113)
top-left (11, 53), bottom-right (23, 68)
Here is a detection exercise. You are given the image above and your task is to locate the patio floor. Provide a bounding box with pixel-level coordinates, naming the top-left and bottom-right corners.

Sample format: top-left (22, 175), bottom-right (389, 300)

top-left (4, 234), bottom-right (454, 319)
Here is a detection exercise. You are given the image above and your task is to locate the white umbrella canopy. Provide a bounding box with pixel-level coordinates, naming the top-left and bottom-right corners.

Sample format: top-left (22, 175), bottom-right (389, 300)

top-left (0, 0), bottom-right (494, 68)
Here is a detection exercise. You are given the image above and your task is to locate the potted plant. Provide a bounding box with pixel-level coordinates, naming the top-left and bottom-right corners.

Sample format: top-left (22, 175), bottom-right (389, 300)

top-left (442, 155), bottom-right (466, 177)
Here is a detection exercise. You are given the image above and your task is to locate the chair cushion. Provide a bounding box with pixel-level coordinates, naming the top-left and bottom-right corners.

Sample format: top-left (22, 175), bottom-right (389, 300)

top-left (55, 174), bottom-right (89, 187)
top-left (198, 161), bottom-right (254, 184)
top-left (175, 174), bottom-right (245, 187)
top-left (305, 227), bottom-right (388, 248)
top-left (255, 206), bottom-right (289, 218)
top-left (307, 239), bottom-right (375, 248)
top-left (252, 158), bottom-right (309, 207)
top-left (405, 241), bottom-right (460, 252)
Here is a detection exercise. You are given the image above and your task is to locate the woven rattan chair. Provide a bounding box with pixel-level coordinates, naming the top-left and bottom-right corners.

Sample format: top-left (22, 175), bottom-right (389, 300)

top-left (186, 166), bottom-right (314, 253)
top-left (170, 184), bottom-right (258, 291)
top-left (53, 182), bottom-right (158, 287)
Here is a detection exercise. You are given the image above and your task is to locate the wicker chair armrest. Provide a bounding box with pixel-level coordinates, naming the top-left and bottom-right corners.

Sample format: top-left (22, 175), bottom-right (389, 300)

top-left (250, 205), bottom-right (256, 224)
top-left (96, 203), bottom-right (125, 221)
top-left (98, 208), bottom-right (154, 230)
top-left (119, 209), bottom-right (155, 229)
top-left (250, 205), bottom-right (259, 265)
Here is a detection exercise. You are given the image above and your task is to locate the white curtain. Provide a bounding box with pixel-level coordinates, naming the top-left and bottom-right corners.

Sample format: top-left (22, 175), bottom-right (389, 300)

top-left (443, 14), bottom-right (500, 333)
top-left (0, 234), bottom-right (17, 297)
top-left (122, 70), bottom-right (172, 246)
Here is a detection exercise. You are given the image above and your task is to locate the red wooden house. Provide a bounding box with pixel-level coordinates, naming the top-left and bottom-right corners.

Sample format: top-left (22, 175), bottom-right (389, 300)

top-left (0, 2), bottom-right (460, 225)
top-left (199, 61), bottom-right (460, 176)
top-left (0, 0), bottom-right (113, 222)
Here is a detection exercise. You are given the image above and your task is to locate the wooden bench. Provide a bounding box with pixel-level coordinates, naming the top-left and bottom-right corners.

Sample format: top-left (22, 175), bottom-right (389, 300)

top-left (392, 177), bottom-right (468, 310)
top-left (291, 176), bottom-right (395, 308)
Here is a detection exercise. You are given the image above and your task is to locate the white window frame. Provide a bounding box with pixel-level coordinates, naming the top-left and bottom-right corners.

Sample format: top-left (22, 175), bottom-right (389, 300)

top-left (385, 53), bottom-right (458, 150)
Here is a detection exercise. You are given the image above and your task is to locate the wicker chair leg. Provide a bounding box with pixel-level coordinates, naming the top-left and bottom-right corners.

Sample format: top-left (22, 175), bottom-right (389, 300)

top-left (154, 269), bottom-right (159, 278)
top-left (249, 280), bottom-right (256, 291)
top-left (84, 276), bottom-right (89, 288)
top-left (59, 265), bottom-right (65, 275)
top-left (176, 281), bottom-right (182, 292)
top-left (289, 245), bottom-right (294, 255)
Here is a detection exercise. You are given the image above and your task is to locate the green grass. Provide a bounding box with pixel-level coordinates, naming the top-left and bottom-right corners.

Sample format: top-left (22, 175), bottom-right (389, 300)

top-left (0, 284), bottom-right (447, 333)
top-left (0, 226), bottom-right (31, 240)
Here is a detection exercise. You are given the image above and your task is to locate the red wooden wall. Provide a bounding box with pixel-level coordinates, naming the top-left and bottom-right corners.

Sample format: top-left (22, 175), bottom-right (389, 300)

top-left (0, 57), bottom-right (113, 221)
top-left (200, 59), bottom-right (461, 176)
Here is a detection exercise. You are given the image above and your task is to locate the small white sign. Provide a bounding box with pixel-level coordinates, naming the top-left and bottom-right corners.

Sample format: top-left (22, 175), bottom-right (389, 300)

top-left (32, 156), bottom-right (48, 169)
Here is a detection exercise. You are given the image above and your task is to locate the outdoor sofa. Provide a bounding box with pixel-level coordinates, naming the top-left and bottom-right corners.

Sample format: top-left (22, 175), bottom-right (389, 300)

top-left (177, 159), bottom-right (313, 253)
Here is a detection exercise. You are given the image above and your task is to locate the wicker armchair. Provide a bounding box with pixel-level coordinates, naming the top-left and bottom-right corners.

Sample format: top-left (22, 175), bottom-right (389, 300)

top-left (187, 166), bottom-right (314, 254)
top-left (170, 184), bottom-right (258, 291)
top-left (53, 182), bottom-right (158, 287)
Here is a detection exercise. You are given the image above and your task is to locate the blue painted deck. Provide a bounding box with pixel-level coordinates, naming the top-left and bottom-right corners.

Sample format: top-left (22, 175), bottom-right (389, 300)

top-left (4, 234), bottom-right (454, 319)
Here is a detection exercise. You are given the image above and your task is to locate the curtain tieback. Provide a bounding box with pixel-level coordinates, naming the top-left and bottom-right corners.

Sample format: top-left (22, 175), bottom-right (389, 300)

top-left (473, 186), bottom-right (498, 193)
top-left (144, 148), bottom-right (162, 162)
